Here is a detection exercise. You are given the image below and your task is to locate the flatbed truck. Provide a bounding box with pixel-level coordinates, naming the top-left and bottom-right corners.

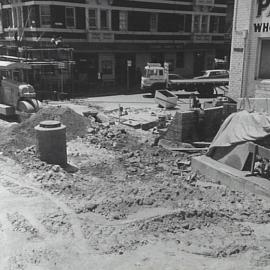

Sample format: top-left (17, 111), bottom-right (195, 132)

top-left (141, 63), bottom-right (229, 96)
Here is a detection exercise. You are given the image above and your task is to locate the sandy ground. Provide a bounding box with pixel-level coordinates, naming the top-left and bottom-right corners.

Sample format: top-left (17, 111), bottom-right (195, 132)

top-left (0, 95), bottom-right (270, 269)
top-left (2, 154), bottom-right (270, 270)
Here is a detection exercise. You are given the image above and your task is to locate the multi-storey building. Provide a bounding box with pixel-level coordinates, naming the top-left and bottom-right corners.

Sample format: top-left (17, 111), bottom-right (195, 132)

top-left (0, 0), bottom-right (232, 94)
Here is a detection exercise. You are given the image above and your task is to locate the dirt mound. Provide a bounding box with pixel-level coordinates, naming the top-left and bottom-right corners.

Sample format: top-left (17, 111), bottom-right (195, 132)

top-left (0, 106), bottom-right (91, 154)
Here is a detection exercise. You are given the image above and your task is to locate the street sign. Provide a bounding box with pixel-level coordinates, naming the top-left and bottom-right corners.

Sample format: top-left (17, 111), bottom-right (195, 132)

top-left (127, 60), bottom-right (132, 67)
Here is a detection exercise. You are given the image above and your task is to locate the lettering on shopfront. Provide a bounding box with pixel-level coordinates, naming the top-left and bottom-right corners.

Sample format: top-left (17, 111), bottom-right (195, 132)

top-left (254, 22), bottom-right (270, 32)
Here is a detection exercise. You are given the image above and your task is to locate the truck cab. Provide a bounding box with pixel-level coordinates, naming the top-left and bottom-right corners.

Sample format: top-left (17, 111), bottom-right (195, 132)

top-left (0, 61), bottom-right (41, 114)
top-left (141, 63), bottom-right (167, 93)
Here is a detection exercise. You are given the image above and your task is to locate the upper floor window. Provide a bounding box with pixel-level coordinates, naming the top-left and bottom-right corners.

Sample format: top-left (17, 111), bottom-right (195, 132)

top-left (100, 10), bottom-right (109, 29)
top-left (40, 5), bottom-right (51, 27)
top-left (210, 16), bottom-right (225, 33)
top-left (66, 7), bottom-right (75, 28)
top-left (177, 14), bottom-right (192, 32)
top-left (88, 9), bottom-right (97, 29)
top-left (193, 15), bottom-right (200, 32)
top-left (119, 11), bottom-right (127, 31)
top-left (150, 13), bottom-right (158, 32)
top-left (12, 7), bottom-right (18, 27)
top-left (193, 15), bottom-right (209, 33)
top-left (201, 15), bottom-right (208, 33)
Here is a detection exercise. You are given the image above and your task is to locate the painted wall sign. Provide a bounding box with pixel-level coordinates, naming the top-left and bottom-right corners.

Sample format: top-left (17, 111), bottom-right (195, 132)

top-left (257, 0), bottom-right (270, 17)
top-left (254, 22), bottom-right (270, 32)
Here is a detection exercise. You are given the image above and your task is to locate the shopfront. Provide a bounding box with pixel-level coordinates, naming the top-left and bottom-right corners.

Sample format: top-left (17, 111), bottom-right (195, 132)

top-left (229, 0), bottom-right (270, 99)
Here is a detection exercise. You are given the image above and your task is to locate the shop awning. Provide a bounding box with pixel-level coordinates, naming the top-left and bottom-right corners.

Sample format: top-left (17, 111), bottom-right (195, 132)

top-left (0, 61), bottom-right (31, 70)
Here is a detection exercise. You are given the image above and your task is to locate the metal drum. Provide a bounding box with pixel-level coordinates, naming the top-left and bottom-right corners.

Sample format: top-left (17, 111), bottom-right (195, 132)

top-left (35, 120), bottom-right (67, 166)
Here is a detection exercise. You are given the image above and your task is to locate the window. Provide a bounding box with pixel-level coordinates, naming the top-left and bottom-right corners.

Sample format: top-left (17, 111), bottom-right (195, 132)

top-left (150, 13), bottom-right (157, 32)
top-left (119, 11), bottom-right (127, 31)
top-left (193, 15), bottom-right (210, 33)
top-left (193, 15), bottom-right (200, 32)
top-left (259, 40), bottom-right (270, 79)
top-left (17, 7), bottom-right (22, 27)
top-left (40, 5), bottom-right (51, 27)
top-left (12, 7), bottom-right (17, 27)
top-left (210, 16), bottom-right (219, 33)
top-left (66, 7), bottom-right (75, 28)
top-left (88, 9), bottom-right (97, 29)
top-left (201, 15), bottom-right (208, 33)
top-left (210, 16), bottom-right (225, 33)
top-left (100, 10), bottom-right (109, 29)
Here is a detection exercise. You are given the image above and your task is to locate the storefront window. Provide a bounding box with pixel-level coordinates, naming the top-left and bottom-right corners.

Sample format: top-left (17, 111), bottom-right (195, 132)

top-left (259, 40), bottom-right (270, 79)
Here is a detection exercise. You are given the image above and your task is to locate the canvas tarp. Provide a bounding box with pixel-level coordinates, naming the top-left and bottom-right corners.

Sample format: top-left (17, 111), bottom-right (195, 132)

top-left (207, 110), bottom-right (270, 155)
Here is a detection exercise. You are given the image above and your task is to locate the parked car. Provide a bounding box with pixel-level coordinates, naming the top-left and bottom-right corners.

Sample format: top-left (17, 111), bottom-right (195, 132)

top-left (194, 69), bottom-right (229, 79)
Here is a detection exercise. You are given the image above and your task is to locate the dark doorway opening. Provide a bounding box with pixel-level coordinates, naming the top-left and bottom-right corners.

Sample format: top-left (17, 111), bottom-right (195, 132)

top-left (115, 53), bottom-right (136, 91)
top-left (74, 53), bottom-right (98, 92)
top-left (193, 51), bottom-right (205, 76)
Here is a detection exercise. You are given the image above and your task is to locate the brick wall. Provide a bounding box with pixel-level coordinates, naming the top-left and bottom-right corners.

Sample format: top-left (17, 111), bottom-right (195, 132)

top-left (164, 107), bottom-right (224, 143)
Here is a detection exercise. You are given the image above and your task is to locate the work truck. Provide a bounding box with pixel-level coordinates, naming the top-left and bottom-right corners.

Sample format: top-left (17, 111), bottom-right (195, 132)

top-left (141, 63), bottom-right (229, 96)
top-left (0, 61), bottom-right (41, 116)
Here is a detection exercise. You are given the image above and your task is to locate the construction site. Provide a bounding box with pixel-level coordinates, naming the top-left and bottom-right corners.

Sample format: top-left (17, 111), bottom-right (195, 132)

top-left (0, 88), bottom-right (269, 269)
top-left (1, 0), bottom-right (270, 269)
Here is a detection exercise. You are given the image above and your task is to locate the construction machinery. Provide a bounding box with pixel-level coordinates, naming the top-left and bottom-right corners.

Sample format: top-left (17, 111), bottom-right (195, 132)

top-left (0, 61), bottom-right (41, 116)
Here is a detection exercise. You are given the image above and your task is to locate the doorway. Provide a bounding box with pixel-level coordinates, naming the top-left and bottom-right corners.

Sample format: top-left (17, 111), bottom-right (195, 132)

top-left (193, 51), bottom-right (205, 76)
top-left (115, 53), bottom-right (136, 90)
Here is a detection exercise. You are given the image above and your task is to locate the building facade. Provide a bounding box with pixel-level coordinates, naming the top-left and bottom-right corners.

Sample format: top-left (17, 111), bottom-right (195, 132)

top-left (0, 0), bottom-right (231, 94)
top-left (229, 0), bottom-right (270, 100)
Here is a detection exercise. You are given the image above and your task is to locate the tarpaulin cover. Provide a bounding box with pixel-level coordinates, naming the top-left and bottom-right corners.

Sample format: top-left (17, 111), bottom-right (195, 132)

top-left (207, 110), bottom-right (270, 154)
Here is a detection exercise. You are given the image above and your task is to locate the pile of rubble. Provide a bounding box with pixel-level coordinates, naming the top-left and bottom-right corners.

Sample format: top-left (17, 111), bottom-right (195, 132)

top-left (0, 106), bottom-right (92, 155)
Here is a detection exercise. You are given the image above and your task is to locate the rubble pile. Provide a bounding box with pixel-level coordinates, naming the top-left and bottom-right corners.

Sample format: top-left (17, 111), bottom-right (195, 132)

top-left (0, 106), bottom-right (92, 154)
